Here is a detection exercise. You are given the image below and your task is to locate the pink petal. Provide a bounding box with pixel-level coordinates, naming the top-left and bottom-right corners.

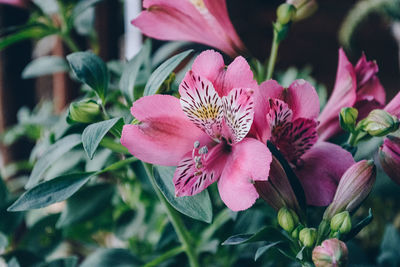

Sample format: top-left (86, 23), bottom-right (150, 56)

top-left (121, 95), bottom-right (209, 166)
top-left (221, 87), bottom-right (255, 144)
top-left (179, 71), bottom-right (223, 140)
top-left (385, 91), bottom-right (400, 117)
top-left (0, 0), bottom-right (28, 8)
top-left (253, 80), bottom-right (284, 142)
top-left (218, 138), bottom-right (272, 211)
top-left (318, 48), bottom-right (357, 141)
top-left (295, 142), bottom-right (355, 206)
top-left (203, 0), bottom-right (245, 53)
top-left (286, 80), bottom-right (320, 120)
top-left (132, 0), bottom-right (243, 57)
top-left (173, 143), bottom-right (227, 196)
top-left (217, 56), bottom-right (258, 96)
top-left (273, 117), bottom-right (318, 164)
top-left (191, 50), bottom-right (225, 92)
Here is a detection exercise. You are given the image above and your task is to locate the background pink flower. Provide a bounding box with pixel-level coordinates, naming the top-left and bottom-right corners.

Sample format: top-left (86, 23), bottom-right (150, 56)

top-left (131, 0), bottom-right (246, 57)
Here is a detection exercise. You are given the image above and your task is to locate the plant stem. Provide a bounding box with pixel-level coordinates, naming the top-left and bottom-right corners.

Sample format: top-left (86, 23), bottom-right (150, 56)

top-left (266, 30), bottom-right (280, 80)
top-left (143, 163), bottom-right (200, 267)
top-left (62, 34), bottom-right (81, 53)
top-left (144, 246), bottom-right (185, 267)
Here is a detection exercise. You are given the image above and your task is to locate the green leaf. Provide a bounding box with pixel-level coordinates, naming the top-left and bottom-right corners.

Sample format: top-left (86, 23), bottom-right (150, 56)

top-left (99, 157), bottom-right (137, 173)
top-left (26, 134), bottom-right (82, 189)
top-left (82, 118), bottom-right (122, 159)
top-left (0, 176), bottom-right (8, 203)
top-left (143, 50), bottom-right (193, 96)
top-left (0, 232), bottom-right (8, 251)
top-left (0, 24), bottom-right (55, 51)
top-left (120, 39), bottom-right (152, 103)
top-left (152, 41), bottom-right (189, 67)
top-left (67, 52), bottom-right (109, 101)
top-left (33, 0), bottom-right (59, 15)
top-left (8, 172), bottom-right (96, 212)
top-left (22, 56), bottom-right (69, 79)
top-left (222, 226), bottom-right (287, 245)
top-left (343, 208), bottom-right (373, 241)
top-left (70, 0), bottom-right (103, 22)
top-left (254, 241), bottom-right (283, 261)
top-left (56, 184), bottom-right (115, 228)
top-left (37, 257), bottom-right (78, 267)
top-left (80, 248), bottom-right (141, 267)
top-left (153, 165), bottom-right (212, 223)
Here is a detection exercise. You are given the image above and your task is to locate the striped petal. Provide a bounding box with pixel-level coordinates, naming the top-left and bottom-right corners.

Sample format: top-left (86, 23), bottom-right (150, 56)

top-left (180, 71), bottom-right (224, 141)
top-left (221, 88), bottom-right (255, 144)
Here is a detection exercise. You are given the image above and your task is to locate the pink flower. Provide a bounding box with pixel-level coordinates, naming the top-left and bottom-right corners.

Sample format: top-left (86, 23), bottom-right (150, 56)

top-left (379, 136), bottom-right (400, 185)
top-left (0, 0), bottom-right (28, 8)
top-left (131, 0), bottom-right (246, 57)
top-left (312, 238), bottom-right (348, 267)
top-left (318, 48), bottom-right (386, 141)
top-left (121, 50), bottom-right (271, 211)
top-left (253, 80), bottom-right (355, 206)
top-left (384, 91), bottom-right (400, 118)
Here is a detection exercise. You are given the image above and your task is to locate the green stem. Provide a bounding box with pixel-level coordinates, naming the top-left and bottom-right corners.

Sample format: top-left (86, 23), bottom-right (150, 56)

top-left (62, 34), bottom-right (81, 53)
top-left (266, 30), bottom-right (280, 80)
top-left (144, 246), bottom-right (185, 267)
top-left (143, 163), bottom-right (200, 267)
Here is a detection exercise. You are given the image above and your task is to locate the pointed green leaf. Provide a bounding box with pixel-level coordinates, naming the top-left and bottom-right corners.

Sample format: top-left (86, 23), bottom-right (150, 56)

top-left (80, 248), bottom-right (141, 267)
top-left (222, 226), bottom-right (287, 245)
top-left (22, 56), bottom-right (69, 79)
top-left (143, 50), bottom-right (193, 96)
top-left (254, 241), bottom-right (283, 261)
top-left (343, 208), bottom-right (373, 241)
top-left (26, 134), bottom-right (82, 189)
top-left (82, 118), bottom-right (122, 159)
top-left (120, 39), bottom-right (151, 103)
top-left (67, 52), bottom-right (109, 101)
top-left (8, 172), bottom-right (96, 212)
top-left (153, 165), bottom-right (212, 223)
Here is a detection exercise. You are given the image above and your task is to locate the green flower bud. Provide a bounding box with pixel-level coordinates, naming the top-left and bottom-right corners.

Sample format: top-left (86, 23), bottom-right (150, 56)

top-left (276, 3), bottom-right (296, 25)
top-left (339, 107), bottom-right (358, 133)
top-left (299, 228), bottom-right (317, 248)
top-left (291, 224), bottom-right (304, 239)
top-left (330, 211), bottom-right (352, 234)
top-left (362, 109), bottom-right (399, 137)
top-left (68, 100), bottom-right (102, 123)
top-left (278, 207), bottom-right (299, 233)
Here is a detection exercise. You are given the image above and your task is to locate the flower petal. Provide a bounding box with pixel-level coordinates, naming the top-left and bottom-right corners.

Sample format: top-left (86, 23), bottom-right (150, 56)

top-left (218, 138), bottom-right (272, 211)
top-left (318, 48), bottom-right (357, 141)
top-left (286, 79), bottom-right (320, 120)
top-left (121, 95), bottom-right (209, 166)
top-left (173, 143), bottom-right (227, 196)
top-left (179, 71), bottom-right (224, 140)
top-left (385, 91), bottom-right (400, 117)
top-left (295, 142), bottom-right (355, 206)
top-left (191, 50), bottom-right (225, 92)
top-left (222, 88), bottom-right (255, 144)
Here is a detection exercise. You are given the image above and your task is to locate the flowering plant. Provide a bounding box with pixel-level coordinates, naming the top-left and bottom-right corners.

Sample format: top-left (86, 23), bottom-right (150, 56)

top-left (1, 0), bottom-right (400, 266)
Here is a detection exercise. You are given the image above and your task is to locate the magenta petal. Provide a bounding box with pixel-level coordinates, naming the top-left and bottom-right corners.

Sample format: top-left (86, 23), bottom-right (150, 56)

top-left (0, 0), bottom-right (28, 8)
top-left (385, 91), bottom-right (400, 117)
top-left (286, 80), bottom-right (320, 120)
top-left (121, 95), bottom-right (209, 166)
top-left (295, 142), bottom-right (355, 206)
top-left (218, 138), bottom-right (272, 211)
top-left (318, 48), bottom-right (357, 141)
top-left (191, 50), bottom-right (225, 91)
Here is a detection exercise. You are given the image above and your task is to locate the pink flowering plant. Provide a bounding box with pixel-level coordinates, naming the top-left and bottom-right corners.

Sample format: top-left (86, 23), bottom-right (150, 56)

top-left (2, 0), bottom-right (400, 266)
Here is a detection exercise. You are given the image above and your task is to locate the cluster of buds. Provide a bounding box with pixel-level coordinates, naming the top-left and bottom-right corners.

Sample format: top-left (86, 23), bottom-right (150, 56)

top-left (361, 109), bottom-right (399, 137)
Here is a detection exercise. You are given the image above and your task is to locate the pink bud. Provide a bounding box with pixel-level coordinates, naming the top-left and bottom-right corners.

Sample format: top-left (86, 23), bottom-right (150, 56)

top-left (254, 157), bottom-right (301, 215)
top-left (312, 238), bottom-right (348, 267)
top-left (324, 160), bottom-right (376, 219)
top-left (379, 136), bottom-right (400, 185)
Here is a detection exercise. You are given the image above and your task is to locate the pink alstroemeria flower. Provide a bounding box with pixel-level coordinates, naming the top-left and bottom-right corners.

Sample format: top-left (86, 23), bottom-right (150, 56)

top-left (121, 50), bottom-right (272, 211)
top-left (384, 91), bottom-right (400, 118)
top-left (0, 0), bottom-right (28, 8)
top-left (253, 80), bottom-right (355, 206)
top-left (131, 0), bottom-right (246, 57)
top-left (318, 48), bottom-right (386, 141)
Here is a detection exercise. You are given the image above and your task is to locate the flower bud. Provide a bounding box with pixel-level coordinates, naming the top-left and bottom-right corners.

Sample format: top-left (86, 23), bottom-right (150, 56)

top-left (299, 227), bottom-right (317, 247)
top-left (312, 238), bottom-right (348, 267)
top-left (379, 136), bottom-right (400, 185)
top-left (330, 211), bottom-right (352, 234)
top-left (278, 207), bottom-right (299, 232)
top-left (362, 109), bottom-right (399, 137)
top-left (255, 157), bottom-right (301, 214)
top-left (287, 0), bottom-right (318, 22)
top-left (291, 224), bottom-right (304, 239)
top-left (276, 3), bottom-right (296, 25)
top-left (68, 100), bottom-right (102, 123)
top-left (339, 107), bottom-right (358, 133)
top-left (324, 160), bottom-right (376, 219)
